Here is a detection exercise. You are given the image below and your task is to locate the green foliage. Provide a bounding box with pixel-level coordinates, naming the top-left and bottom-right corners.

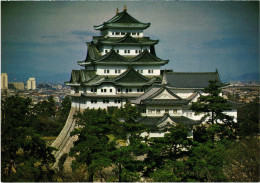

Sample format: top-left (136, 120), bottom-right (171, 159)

top-left (237, 101), bottom-right (260, 137)
top-left (1, 95), bottom-right (56, 182)
top-left (70, 108), bottom-right (117, 181)
top-left (191, 80), bottom-right (232, 125)
top-left (224, 138), bottom-right (260, 182)
top-left (186, 141), bottom-right (227, 182)
top-left (151, 168), bottom-right (180, 182)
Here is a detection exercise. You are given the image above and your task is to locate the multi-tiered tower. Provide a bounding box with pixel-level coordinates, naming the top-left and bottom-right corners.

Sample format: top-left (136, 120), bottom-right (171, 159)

top-left (66, 7), bottom-right (168, 110)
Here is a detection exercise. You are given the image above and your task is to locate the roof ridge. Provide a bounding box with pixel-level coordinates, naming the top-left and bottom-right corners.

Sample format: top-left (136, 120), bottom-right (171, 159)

top-left (131, 49), bottom-right (168, 63)
top-left (113, 67), bottom-right (150, 82)
top-left (94, 49), bottom-right (128, 62)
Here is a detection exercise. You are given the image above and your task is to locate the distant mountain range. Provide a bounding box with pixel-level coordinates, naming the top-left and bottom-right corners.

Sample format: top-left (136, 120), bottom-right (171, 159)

top-left (230, 72), bottom-right (259, 83)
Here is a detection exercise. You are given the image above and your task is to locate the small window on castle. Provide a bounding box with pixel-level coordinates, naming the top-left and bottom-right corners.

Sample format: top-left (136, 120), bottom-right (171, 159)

top-left (165, 109), bottom-right (169, 114)
top-left (156, 109), bottom-right (160, 114)
top-left (139, 50), bottom-right (141, 53)
top-left (118, 69), bottom-right (121, 73)
top-left (135, 50), bottom-right (138, 53)
top-left (105, 50), bottom-right (108, 53)
top-left (117, 88), bottom-right (121, 93)
top-left (117, 50), bottom-right (119, 53)
top-left (129, 89), bottom-right (132, 92)
top-left (110, 89), bottom-right (112, 93)
top-left (121, 32), bottom-right (125, 35)
top-left (137, 33), bottom-right (140, 35)
top-left (173, 109), bottom-right (177, 114)
top-left (124, 50), bottom-right (127, 53)
top-left (115, 70), bottom-right (117, 74)
top-left (116, 32), bottom-right (120, 35)
top-left (112, 32), bottom-right (115, 35)
top-left (101, 89), bottom-right (104, 93)
top-left (104, 89), bottom-right (107, 93)
top-left (148, 109), bottom-right (152, 114)
top-left (141, 88), bottom-right (144, 92)
top-left (128, 50), bottom-right (130, 53)
top-left (137, 89), bottom-right (140, 92)
top-left (140, 70), bottom-right (143, 74)
top-left (132, 32), bottom-right (136, 35)
top-left (94, 89), bottom-right (97, 92)
top-left (126, 89), bottom-right (128, 93)
top-left (91, 89), bottom-right (93, 92)
top-left (107, 70), bottom-right (110, 73)
top-left (142, 109), bottom-right (146, 113)
top-left (104, 70), bottom-right (106, 74)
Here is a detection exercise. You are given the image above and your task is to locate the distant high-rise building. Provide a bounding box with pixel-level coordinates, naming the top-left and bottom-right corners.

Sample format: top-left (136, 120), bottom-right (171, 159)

top-left (1, 73), bottom-right (8, 89)
top-left (27, 77), bottom-right (36, 90)
top-left (9, 82), bottom-right (25, 90)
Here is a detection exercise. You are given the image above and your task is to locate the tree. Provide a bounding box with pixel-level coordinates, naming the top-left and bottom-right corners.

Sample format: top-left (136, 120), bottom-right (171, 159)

top-left (69, 108), bottom-right (117, 182)
top-left (237, 101), bottom-right (260, 138)
top-left (112, 102), bottom-right (148, 182)
top-left (224, 138), bottom-right (260, 182)
top-left (186, 141), bottom-right (227, 182)
top-left (143, 124), bottom-right (192, 181)
top-left (191, 80), bottom-right (235, 142)
top-left (191, 80), bottom-right (232, 125)
top-left (1, 95), bottom-right (55, 182)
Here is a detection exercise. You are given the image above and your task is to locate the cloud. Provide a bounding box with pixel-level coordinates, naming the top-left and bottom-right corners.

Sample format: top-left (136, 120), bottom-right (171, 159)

top-left (41, 35), bottom-right (60, 39)
top-left (70, 30), bottom-right (97, 36)
top-left (201, 38), bottom-right (249, 49)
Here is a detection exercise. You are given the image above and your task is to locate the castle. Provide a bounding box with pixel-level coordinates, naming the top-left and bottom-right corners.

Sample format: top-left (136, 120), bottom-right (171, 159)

top-left (52, 7), bottom-right (237, 165)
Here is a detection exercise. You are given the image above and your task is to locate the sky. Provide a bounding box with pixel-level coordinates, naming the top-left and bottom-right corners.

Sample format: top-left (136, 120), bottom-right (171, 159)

top-left (1, 1), bottom-right (259, 83)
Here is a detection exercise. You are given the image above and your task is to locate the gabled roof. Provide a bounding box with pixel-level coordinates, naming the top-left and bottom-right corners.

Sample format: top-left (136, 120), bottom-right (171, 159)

top-left (94, 10), bottom-right (150, 30)
top-left (131, 50), bottom-right (169, 65)
top-left (93, 34), bottom-right (159, 46)
top-left (130, 85), bottom-right (188, 105)
top-left (94, 49), bottom-right (128, 64)
top-left (113, 67), bottom-right (150, 84)
top-left (78, 42), bottom-right (101, 65)
top-left (164, 71), bottom-right (221, 89)
top-left (137, 114), bottom-right (201, 131)
top-left (146, 86), bottom-right (182, 100)
top-left (66, 69), bottom-right (96, 85)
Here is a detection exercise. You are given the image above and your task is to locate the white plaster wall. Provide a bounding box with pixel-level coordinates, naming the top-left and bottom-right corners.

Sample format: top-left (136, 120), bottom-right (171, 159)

top-left (141, 132), bottom-right (165, 138)
top-left (107, 29), bottom-right (144, 38)
top-left (97, 84), bottom-right (117, 95)
top-left (172, 89), bottom-right (197, 99)
top-left (223, 109), bottom-right (237, 122)
top-left (101, 45), bottom-right (150, 56)
top-left (73, 99), bottom-right (127, 109)
top-left (134, 65), bottom-right (161, 76)
top-left (97, 65), bottom-right (127, 75)
top-left (144, 106), bottom-right (182, 117)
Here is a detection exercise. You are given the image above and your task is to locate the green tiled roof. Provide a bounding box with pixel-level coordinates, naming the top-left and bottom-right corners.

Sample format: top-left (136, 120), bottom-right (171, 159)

top-left (131, 50), bottom-right (169, 65)
top-left (94, 49), bottom-right (128, 64)
top-left (113, 67), bottom-right (149, 83)
top-left (93, 34), bottom-right (158, 46)
top-left (165, 71), bottom-right (221, 88)
top-left (131, 85), bottom-right (188, 105)
top-left (137, 114), bottom-right (201, 131)
top-left (78, 42), bottom-right (101, 65)
top-left (67, 68), bottom-right (161, 87)
top-left (94, 10), bottom-right (150, 30)
top-left (67, 69), bottom-right (96, 84)
top-left (79, 49), bottom-right (168, 66)
top-left (141, 99), bottom-right (189, 106)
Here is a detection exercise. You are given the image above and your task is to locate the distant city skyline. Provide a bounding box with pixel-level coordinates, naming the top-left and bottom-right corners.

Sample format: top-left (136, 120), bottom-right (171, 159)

top-left (2, 1), bottom-right (259, 83)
